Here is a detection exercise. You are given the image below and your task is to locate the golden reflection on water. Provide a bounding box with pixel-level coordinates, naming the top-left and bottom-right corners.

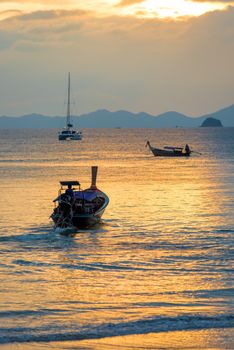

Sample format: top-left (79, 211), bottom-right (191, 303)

top-left (0, 129), bottom-right (233, 348)
top-left (74, 328), bottom-right (234, 350)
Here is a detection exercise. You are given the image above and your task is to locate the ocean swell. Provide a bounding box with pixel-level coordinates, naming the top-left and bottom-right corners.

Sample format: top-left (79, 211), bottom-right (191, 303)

top-left (0, 314), bottom-right (233, 344)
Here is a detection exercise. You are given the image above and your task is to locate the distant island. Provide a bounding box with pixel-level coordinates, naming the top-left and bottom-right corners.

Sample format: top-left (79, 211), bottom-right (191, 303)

top-left (201, 117), bottom-right (223, 127)
top-left (0, 104), bottom-right (233, 128)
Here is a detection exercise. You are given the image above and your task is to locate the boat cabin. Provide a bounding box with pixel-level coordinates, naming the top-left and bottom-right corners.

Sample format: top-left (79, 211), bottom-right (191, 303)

top-left (60, 130), bottom-right (76, 135)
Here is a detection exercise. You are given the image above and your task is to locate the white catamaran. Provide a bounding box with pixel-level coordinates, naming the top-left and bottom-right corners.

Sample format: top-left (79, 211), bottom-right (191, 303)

top-left (58, 73), bottom-right (83, 141)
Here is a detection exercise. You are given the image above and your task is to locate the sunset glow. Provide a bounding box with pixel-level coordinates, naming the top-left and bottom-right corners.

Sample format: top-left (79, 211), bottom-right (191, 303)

top-left (0, 0), bottom-right (233, 117)
top-left (0, 0), bottom-right (232, 21)
top-left (119, 0), bottom-right (229, 18)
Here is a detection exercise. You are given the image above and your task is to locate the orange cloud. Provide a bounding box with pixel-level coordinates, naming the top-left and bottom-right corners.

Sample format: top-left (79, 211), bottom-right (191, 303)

top-left (117, 0), bottom-right (144, 6)
top-left (0, 6), bottom-right (233, 116)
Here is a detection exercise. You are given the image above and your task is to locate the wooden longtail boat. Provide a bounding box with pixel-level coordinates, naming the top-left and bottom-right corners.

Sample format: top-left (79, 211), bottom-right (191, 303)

top-left (51, 166), bottom-right (109, 229)
top-left (146, 141), bottom-right (191, 157)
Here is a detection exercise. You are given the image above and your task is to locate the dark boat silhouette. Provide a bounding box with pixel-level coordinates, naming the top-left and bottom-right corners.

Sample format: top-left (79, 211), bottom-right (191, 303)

top-left (51, 166), bottom-right (109, 229)
top-left (146, 141), bottom-right (191, 157)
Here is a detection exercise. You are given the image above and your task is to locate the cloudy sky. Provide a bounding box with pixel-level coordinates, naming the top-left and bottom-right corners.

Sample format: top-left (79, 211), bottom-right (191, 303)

top-left (0, 0), bottom-right (233, 117)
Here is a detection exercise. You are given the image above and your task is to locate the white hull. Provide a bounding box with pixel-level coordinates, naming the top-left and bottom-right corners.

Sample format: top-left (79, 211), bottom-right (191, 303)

top-left (58, 131), bottom-right (82, 141)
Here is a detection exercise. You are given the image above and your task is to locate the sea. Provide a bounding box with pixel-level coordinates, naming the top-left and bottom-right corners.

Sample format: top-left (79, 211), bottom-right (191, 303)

top-left (0, 128), bottom-right (233, 349)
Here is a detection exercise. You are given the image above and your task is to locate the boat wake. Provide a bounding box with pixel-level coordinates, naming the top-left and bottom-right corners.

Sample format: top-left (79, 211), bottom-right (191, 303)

top-left (54, 226), bottom-right (77, 236)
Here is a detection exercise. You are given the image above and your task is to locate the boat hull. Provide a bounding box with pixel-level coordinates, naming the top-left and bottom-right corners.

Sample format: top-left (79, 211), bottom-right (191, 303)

top-left (70, 134), bottom-right (82, 140)
top-left (71, 207), bottom-right (107, 228)
top-left (58, 132), bottom-right (82, 141)
top-left (151, 148), bottom-right (190, 157)
top-left (51, 191), bottom-right (109, 229)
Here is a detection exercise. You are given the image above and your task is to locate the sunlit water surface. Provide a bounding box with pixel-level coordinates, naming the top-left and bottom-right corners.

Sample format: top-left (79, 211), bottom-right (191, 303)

top-left (0, 128), bottom-right (233, 349)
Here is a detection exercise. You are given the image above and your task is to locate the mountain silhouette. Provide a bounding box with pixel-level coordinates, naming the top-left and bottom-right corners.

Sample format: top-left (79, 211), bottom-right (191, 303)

top-left (0, 105), bottom-right (233, 128)
top-left (201, 117), bottom-right (223, 127)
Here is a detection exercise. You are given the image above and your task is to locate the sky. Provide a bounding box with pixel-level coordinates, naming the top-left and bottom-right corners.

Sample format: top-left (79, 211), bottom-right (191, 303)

top-left (0, 0), bottom-right (233, 117)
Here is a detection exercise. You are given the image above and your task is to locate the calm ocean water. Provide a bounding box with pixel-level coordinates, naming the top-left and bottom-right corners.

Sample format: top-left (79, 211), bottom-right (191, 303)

top-left (0, 128), bottom-right (233, 349)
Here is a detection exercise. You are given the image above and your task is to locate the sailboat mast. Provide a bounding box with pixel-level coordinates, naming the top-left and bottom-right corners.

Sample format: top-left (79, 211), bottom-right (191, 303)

top-left (67, 72), bottom-right (71, 129)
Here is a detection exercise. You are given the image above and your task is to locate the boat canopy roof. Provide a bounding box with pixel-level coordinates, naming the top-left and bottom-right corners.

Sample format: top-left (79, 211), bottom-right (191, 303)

top-left (74, 190), bottom-right (97, 202)
top-left (60, 181), bottom-right (80, 186)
